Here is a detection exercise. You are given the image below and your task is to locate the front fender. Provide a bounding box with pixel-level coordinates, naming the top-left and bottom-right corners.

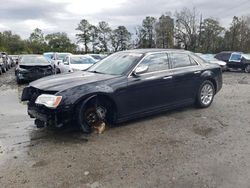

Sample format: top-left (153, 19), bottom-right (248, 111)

top-left (57, 83), bottom-right (114, 107)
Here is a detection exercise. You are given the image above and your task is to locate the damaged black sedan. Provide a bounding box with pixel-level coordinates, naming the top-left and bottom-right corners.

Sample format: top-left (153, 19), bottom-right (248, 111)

top-left (21, 49), bottom-right (222, 133)
top-left (15, 55), bottom-right (54, 84)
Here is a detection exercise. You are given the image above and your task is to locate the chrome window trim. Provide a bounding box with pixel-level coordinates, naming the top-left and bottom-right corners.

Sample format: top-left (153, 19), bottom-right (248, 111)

top-left (128, 51), bottom-right (201, 78)
top-left (128, 51), bottom-right (170, 78)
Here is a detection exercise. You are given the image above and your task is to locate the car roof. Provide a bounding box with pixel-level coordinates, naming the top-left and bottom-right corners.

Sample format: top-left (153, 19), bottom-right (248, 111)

top-left (121, 48), bottom-right (188, 55)
top-left (217, 51), bottom-right (243, 55)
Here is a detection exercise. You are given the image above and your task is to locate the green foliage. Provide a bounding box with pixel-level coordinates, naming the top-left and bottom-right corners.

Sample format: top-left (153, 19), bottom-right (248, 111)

top-left (155, 14), bottom-right (174, 48)
top-left (136, 16), bottom-right (156, 48)
top-left (111, 26), bottom-right (131, 52)
top-left (45, 32), bottom-right (76, 52)
top-left (75, 19), bottom-right (92, 53)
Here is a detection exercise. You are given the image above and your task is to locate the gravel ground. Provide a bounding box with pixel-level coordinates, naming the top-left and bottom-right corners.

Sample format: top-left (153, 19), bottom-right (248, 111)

top-left (0, 68), bottom-right (250, 188)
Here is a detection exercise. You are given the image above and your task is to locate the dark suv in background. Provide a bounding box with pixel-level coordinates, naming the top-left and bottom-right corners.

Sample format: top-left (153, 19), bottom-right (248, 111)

top-left (215, 51), bottom-right (250, 73)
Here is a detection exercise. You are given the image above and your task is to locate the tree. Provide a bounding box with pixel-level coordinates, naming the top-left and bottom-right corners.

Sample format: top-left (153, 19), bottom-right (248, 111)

top-left (45, 32), bottom-right (76, 52)
top-left (111, 26), bottom-right (131, 52)
top-left (89, 25), bottom-right (99, 53)
top-left (175, 8), bottom-right (198, 51)
top-left (199, 18), bottom-right (224, 53)
top-left (76, 19), bottom-right (92, 53)
top-left (98, 21), bottom-right (112, 52)
top-left (155, 14), bottom-right (174, 48)
top-left (0, 31), bottom-right (28, 54)
top-left (136, 16), bottom-right (156, 48)
top-left (28, 28), bottom-right (47, 54)
top-left (223, 16), bottom-right (250, 52)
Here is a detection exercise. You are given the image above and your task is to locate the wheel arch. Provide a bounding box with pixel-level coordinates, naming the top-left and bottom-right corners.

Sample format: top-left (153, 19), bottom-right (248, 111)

top-left (73, 92), bottom-right (118, 123)
top-left (200, 70), bottom-right (217, 93)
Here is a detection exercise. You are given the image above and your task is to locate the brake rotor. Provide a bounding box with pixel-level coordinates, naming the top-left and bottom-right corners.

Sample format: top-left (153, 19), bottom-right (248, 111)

top-left (84, 107), bottom-right (107, 134)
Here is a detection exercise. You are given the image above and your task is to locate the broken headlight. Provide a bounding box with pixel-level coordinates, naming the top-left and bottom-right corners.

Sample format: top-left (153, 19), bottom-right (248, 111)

top-left (35, 94), bottom-right (62, 109)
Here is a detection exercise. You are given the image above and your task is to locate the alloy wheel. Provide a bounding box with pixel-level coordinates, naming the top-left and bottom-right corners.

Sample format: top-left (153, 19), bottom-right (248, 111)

top-left (200, 83), bottom-right (214, 106)
top-left (245, 65), bottom-right (250, 73)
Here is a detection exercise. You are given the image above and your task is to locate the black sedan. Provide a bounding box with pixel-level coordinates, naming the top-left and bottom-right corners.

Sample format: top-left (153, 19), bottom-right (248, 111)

top-left (21, 49), bottom-right (222, 133)
top-left (16, 55), bottom-right (55, 84)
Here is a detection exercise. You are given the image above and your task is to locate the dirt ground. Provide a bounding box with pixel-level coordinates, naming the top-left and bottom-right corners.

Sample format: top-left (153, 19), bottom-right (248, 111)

top-left (0, 68), bottom-right (250, 188)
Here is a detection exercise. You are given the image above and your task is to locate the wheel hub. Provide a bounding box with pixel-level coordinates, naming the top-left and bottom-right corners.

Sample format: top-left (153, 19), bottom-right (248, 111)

top-left (201, 84), bottom-right (213, 105)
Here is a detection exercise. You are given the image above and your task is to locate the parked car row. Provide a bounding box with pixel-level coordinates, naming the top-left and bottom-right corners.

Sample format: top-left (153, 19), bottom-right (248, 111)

top-left (15, 52), bottom-right (107, 84)
top-left (0, 52), bottom-right (16, 75)
top-left (43, 52), bottom-right (106, 73)
top-left (197, 51), bottom-right (250, 73)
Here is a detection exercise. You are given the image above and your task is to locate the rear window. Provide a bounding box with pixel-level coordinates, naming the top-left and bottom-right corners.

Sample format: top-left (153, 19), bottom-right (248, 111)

top-left (172, 53), bottom-right (197, 68)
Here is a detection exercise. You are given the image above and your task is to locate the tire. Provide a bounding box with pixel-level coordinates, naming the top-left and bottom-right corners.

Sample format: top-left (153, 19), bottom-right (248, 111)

top-left (16, 76), bottom-right (22, 85)
top-left (196, 80), bottom-right (215, 108)
top-left (2, 66), bottom-right (6, 73)
top-left (244, 65), bottom-right (250, 73)
top-left (56, 68), bottom-right (61, 74)
top-left (76, 98), bottom-right (107, 134)
top-left (0, 68), bottom-right (2, 75)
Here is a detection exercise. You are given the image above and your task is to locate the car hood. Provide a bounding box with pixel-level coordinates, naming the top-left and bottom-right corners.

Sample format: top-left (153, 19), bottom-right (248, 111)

top-left (209, 60), bottom-right (226, 66)
top-left (19, 62), bottom-right (51, 66)
top-left (29, 71), bottom-right (118, 91)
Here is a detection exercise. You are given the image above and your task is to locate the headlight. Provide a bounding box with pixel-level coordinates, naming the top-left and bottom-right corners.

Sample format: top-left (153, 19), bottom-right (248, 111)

top-left (35, 94), bottom-right (62, 109)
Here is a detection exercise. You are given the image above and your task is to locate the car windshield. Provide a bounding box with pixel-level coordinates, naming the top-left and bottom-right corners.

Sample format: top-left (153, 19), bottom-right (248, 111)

top-left (43, 53), bottom-right (53, 60)
top-left (58, 53), bottom-right (70, 60)
top-left (71, 56), bottom-right (95, 64)
top-left (21, 56), bottom-right (49, 64)
top-left (88, 52), bottom-right (143, 75)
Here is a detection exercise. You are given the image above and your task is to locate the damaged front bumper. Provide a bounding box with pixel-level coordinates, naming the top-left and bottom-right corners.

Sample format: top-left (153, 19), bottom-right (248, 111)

top-left (28, 105), bottom-right (73, 128)
top-left (17, 71), bottom-right (53, 81)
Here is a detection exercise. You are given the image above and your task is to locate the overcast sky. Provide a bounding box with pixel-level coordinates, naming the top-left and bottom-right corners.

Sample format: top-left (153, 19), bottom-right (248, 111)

top-left (0, 0), bottom-right (249, 41)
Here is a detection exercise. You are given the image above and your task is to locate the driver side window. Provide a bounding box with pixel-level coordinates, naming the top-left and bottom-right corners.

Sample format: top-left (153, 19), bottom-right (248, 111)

top-left (137, 53), bottom-right (169, 73)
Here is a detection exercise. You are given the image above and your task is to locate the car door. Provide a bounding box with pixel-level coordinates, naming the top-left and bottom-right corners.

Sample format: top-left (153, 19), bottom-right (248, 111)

top-left (119, 53), bottom-right (175, 117)
top-left (228, 53), bottom-right (243, 69)
top-left (170, 52), bottom-right (202, 104)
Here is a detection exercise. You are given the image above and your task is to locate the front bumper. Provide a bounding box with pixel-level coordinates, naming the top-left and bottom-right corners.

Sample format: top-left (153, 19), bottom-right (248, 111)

top-left (28, 104), bottom-right (73, 127)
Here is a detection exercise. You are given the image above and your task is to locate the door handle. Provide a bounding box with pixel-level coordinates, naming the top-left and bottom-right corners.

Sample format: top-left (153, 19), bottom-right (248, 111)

top-left (194, 71), bottom-right (201, 74)
top-left (163, 76), bottom-right (173, 80)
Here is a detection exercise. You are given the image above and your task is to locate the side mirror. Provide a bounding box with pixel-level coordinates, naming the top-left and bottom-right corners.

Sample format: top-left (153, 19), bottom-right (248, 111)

top-left (133, 65), bottom-right (148, 76)
top-left (63, 61), bottom-right (69, 65)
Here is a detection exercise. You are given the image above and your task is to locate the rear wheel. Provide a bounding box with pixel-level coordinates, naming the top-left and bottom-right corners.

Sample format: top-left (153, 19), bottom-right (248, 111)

top-left (76, 98), bottom-right (107, 134)
top-left (196, 80), bottom-right (215, 108)
top-left (244, 65), bottom-right (250, 73)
